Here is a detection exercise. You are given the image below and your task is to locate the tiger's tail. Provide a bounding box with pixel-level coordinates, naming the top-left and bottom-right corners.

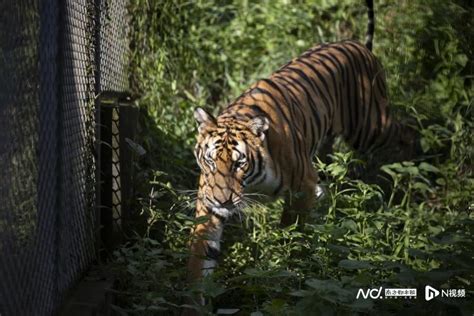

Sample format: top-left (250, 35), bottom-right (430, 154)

top-left (365, 0), bottom-right (375, 51)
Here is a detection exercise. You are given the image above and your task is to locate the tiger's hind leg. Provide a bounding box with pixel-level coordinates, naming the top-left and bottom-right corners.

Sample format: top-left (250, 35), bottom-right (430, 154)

top-left (280, 167), bottom-right (319, 227)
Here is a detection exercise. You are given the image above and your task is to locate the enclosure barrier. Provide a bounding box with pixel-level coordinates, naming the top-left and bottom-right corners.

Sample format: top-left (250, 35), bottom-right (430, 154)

top-left (0, 1), bottom-right (132, 315)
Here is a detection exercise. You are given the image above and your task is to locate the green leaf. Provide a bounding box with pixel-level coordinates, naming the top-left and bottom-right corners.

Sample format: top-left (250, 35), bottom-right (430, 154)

top-left (418, 162), bottom-right (440, 173)
top-left (408, 248), bottom-right (429, 259)
top-left (216, 308), bottom-right (240, 315)
top-left (338, 260), bottom-right (374, 270)
top-left (420, 137), bottom-right (430, 153)
top-left (341, 219), bottom-right (358, 233)
top-left (454, 54), bottom-right (468, 67)
top-left (194, 276), bottom-right (227, 298)
top-left (305, 279), bottom-right (343, 294)
top-left (183, 89), bottom-right (197, 102)
top-left (413, 182), bottom-right (431, 192)
top-left (290, 290), bottom-right (312, 297)
top-left (194, 215), bottom-right (211, 224)
top-left (405, 166), bottom-right (419, 175)
top-left (327, 244), bottom-right (350, 255)
top-left (381, 165), bottom-right (397, 179)
top-left (125, 138), bottom-right (147, 156)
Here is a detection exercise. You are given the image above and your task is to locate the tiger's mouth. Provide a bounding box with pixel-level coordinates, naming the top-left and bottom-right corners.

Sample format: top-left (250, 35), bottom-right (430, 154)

top-left (210, 206), bottom-right (234, 219)
top-left (203, 196), bottom-right (242, 219)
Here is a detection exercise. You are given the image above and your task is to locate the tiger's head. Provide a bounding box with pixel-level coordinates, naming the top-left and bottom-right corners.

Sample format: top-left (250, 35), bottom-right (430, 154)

top-left (193, 107), bottom-right (270, 219)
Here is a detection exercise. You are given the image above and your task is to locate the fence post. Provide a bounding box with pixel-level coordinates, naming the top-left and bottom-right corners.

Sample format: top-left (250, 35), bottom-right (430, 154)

top-left (97, 91), bottom-right (137, 252)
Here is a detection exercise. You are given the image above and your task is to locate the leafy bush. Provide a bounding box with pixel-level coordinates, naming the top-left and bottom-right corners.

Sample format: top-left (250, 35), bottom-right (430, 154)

top-left (112, 0), bottom-right (474, 314)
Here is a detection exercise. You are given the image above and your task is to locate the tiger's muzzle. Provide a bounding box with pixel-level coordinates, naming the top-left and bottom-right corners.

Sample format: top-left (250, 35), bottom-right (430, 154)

top-left (203, 193), bottom-right (242, 220)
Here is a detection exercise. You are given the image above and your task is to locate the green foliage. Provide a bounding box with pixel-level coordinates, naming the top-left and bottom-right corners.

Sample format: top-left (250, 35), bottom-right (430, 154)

top-left (111, 0), bottom-right (474, 314)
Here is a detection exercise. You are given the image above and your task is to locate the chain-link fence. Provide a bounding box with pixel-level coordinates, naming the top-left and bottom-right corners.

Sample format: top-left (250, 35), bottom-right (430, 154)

top-left (0, 1), bottom-right (130, 315)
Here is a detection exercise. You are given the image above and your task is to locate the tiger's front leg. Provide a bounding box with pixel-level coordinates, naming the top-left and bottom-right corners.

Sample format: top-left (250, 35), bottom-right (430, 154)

top-left (186, 198), bottom-right (224, 284)
top-left (280, 168), bottom-right (319, 227)
top-left (183, 199), bottom-right (223, 315)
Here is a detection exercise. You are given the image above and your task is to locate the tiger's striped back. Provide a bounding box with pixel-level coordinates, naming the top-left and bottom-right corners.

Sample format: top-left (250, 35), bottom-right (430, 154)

top-left (218, 40), bottom-right (402, 194)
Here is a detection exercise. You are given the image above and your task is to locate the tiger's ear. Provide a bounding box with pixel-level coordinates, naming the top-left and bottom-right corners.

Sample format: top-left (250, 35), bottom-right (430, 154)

top-left (248, 116), bottom-right (270, 140)
top-left (194, 107), bottom-right (216, 133)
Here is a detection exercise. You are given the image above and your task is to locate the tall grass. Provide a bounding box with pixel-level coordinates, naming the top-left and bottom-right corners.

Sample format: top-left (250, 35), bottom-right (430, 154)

top-left (112, 0), bottom-right (474, 314)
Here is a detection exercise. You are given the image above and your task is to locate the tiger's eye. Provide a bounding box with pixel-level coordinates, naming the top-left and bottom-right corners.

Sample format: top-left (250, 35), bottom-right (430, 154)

top-left (235, 159), bottom-right (247, 170)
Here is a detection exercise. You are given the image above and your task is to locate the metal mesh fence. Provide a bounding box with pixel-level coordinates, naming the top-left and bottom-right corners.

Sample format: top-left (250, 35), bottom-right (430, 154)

top-left (0, 1), bottom-right (129, 315)
top-left (57, 0), bottom-right (97, 297)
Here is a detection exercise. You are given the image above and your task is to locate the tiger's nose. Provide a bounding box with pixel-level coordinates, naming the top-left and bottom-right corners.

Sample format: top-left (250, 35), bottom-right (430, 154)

top-left (216, 197), bottom-right (234, 209)
top-left (217, 194), bottom-right (242, 208)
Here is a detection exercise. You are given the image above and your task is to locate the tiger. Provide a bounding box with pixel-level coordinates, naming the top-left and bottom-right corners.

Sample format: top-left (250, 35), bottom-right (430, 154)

top-left (186, 0), bottom-right (417, 285)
